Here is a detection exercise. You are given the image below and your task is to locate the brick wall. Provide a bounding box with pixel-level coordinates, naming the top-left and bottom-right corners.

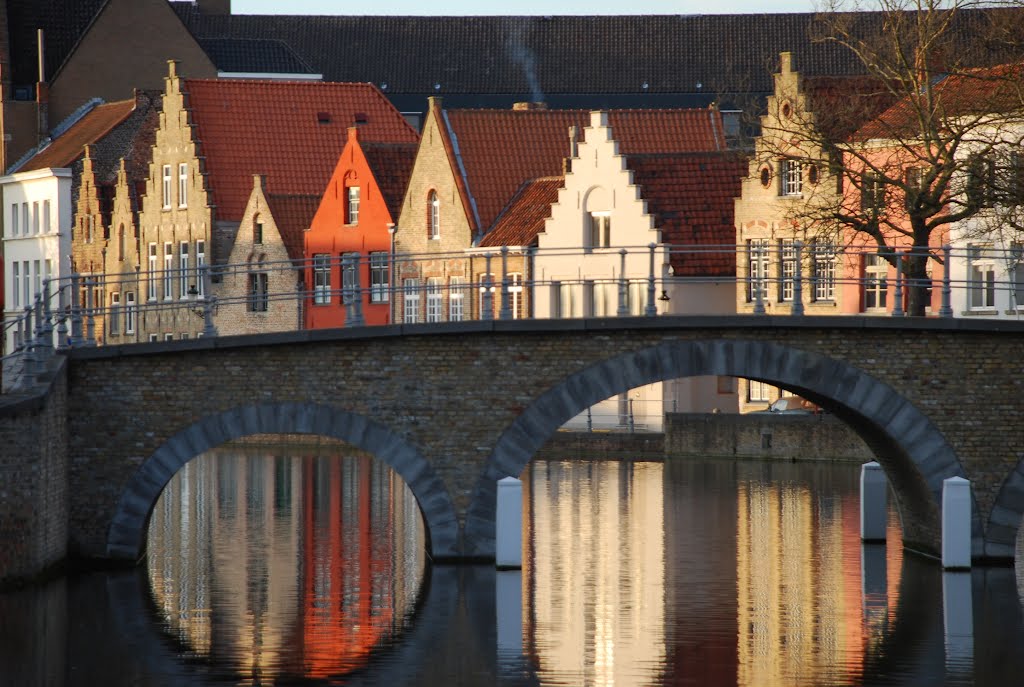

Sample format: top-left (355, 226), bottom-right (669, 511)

top-left (0, 359), bottom-right (68, 587)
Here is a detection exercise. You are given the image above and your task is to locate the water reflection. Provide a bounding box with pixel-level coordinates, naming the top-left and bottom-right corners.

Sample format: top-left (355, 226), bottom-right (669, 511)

top-left (146, 446), bottom-right (426, 683)
top-left (4, 452), bottom-right (1024, 686)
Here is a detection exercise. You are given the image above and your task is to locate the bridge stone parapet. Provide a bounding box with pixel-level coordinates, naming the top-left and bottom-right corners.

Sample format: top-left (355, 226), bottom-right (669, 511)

top-left (5, 315), bottom-right (1024, 577)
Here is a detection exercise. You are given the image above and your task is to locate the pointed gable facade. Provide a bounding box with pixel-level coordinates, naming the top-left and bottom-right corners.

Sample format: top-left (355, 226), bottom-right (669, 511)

top-left (305, 127), bottom-right (417, 329)
top-left (133, 61), bottom-right (417, 340)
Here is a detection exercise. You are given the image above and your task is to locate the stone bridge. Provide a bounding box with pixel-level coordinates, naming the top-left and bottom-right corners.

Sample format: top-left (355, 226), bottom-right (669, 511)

top-left (17, 315), bottom-right (1024, 569)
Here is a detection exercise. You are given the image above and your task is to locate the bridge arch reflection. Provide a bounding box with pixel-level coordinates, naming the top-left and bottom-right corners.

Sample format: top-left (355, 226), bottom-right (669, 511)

top-left (106, 401), bottom-right (459, 560)
top-left (468, 338), bottom-right (976, 559)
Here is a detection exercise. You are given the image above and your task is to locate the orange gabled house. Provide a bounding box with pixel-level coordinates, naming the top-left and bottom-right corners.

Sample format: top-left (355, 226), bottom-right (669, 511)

top-left (305, 127), bottom-right (418, 328)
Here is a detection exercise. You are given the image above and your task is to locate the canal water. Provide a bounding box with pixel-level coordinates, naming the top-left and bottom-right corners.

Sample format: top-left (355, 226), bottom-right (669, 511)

top-left (2, 444), bottom-right (1024, 686)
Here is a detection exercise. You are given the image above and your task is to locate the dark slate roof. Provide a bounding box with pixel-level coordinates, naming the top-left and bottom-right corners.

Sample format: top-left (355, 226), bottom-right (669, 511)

top-left (195, 37), bottom-right (316, 74)
top-left (5, 0), bottom-right (107, 86)
top-left (167, 7), bottom-right (1024, 110)
top-left (361, 142), bottom-right (418, 221)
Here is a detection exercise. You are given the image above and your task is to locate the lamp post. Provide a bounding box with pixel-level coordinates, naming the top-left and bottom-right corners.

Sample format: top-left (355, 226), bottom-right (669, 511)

top-left (387, 223), bottom-right (396, 324)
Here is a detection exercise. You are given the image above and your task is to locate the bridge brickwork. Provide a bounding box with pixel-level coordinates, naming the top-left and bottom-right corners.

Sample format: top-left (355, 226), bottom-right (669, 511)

top-left (5, 315), bottom-right (1024, 576)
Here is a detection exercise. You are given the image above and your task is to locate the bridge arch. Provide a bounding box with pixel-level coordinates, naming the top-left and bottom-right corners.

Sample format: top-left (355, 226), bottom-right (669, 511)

top-left (465, 338), bottom-right (978, 559)
top-left (106, 402), bottom-right (459, 561)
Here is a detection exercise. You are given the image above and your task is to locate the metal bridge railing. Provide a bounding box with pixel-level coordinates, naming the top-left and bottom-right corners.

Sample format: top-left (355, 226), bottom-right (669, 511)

top-left (4, 242), bottom-right (1024, 391)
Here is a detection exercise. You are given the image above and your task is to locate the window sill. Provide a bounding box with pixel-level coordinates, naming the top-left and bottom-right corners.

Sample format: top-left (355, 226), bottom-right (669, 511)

top-left (961, 309), bottom-right (998, 316)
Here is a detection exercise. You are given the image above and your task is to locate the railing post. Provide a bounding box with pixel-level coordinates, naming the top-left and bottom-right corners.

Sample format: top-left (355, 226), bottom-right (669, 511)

top-left (791, 240), bottom-right (805, 316)
top-left (39, 278), bottom-right (54, 357)
top-left (940, 244), bottom-right (954, 318)
top-left (628, 398), bottom-right (635, 434)
top-left (201, 266), bottom-right (218, 337)
top-left (69, 273), bottom-right (82, 345)
top-left (525, 245), bottom-right (536, 320)
top-left (499, 246), bottom-right (512, 321)
top-left (618, 248), bottom-right (630, 316)
top-left (55, 280), bottom-right (69, 351)
top-left (892, 250), bottom-right (905, 317)
top-left (84, 277), bottom-right (97, 346)
top-left (482, 253), bottom-right (494, 320)
top-left (21, 304), bottom-right (37, 387)
top-left (346, 252), bottom-right (365, 327)
top-left (587, 406), bottom-right (593, 432)
top-left (753, 244), bottom-right (766, 315)
top-left (646, 242), bottom-right (658, 317)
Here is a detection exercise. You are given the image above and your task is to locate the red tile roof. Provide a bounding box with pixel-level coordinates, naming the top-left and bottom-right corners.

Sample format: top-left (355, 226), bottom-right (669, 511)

top-left (361, 142), bottom-right (418, 221)
top-left (479, 177), bottom-right (563, 248)
top-left (441, 107), bottom-right (728, 234)
top-left (626, 152), bottom-right (747, 277)
top-left (854, 62), bottom-right (1024, 141)
top-left (184, 78), bottom-right (419, 221)
top-left (20, 99), bottom-right (137, 172)
top-left (264, 193), bottom-right (320, 261)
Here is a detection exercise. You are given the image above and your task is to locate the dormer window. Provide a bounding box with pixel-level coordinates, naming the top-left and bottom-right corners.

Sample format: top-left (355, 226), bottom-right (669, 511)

top-left (428, 190), bottom-right (440, 239)
top-left (253, 215), bottom-right (263, 245)
top-left (347, 186), bottom-right (360, 225)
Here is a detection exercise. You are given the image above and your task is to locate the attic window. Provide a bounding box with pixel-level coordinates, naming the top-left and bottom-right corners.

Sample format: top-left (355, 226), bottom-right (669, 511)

top-left (354, 112), bottom-right (369, 125)
top-left (317, 111), bottom-right (331, 124)
top-left (759, 166), bottom-right (772, 188)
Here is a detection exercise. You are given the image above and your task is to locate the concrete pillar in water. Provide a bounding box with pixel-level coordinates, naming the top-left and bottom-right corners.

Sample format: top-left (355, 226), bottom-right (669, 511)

top-left (942, 476), bottom-right (971, 570)
top-left (860, 461), bottom-right (888, 542)
top-left (496, 476), bottom-right (522, 569)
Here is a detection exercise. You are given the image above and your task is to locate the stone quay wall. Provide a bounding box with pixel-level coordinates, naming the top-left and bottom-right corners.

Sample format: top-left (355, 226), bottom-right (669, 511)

top-left (664, 412), bottom-right (874, 462)
top-left (0, 358), bottom-right (69, 588)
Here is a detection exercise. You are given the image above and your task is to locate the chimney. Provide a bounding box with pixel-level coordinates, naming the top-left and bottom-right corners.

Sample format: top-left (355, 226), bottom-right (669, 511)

top-left (779, 51), bottom-right (793, 75)
top-left (563, 125), bottom-right (578, 174)
top-left (197, 0), bottom-right (231, 14)
top-left (512, 102), bottom-right (548, 111)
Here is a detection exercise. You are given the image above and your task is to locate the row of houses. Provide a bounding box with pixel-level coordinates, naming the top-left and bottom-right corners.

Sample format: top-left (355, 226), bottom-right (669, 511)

top-left (3, 49), bottom-right (1024, 426)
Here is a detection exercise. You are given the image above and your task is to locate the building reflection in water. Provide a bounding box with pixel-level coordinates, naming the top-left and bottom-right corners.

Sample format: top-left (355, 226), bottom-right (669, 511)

top-left (146, 444), bottom-right (426, 683)
top-left (524, 460), bottom-right (667, 685)
top-left (524, 458), bottom-right (904, 686)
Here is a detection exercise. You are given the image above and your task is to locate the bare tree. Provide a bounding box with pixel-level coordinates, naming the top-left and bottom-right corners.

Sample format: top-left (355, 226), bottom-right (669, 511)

top-left (761, 0), bottom-right (1024, 315)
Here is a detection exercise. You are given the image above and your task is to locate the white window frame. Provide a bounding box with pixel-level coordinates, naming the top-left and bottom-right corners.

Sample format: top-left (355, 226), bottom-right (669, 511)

top-left (864, 254), bottom-right (888, 311)
top-left (179, 242), bottom-right (190, 298)
top-left (125, 292), bottom-right (136, 334)
top-left (426, 277), bottom-right (443, 322)
top-left (428, 191), bottom-right (440, 239)
top-left (109, 292), bottom-right (121, 337)
top-left (779, 239), bottom-right (796, 302)
top-left (196, 240), bottom-right (206, 298)
top-left (449, 276), bottom-right (465, 321)
top-left (347, 186), bottom-right (360, 225)
top-left (249, 271), bottom-right (269, 312)
top-left (748, 380), bottom-right (771, 403)
top-left (42, 200), bottom-right (50, 234)
top-left (162, 164), bottom-right (172, 209)
top-left (781, 159), bottom-right (803, 196)
top-left (508, 272), bottom-right (524, 319)
top-left (968, 244), bottom-right (996, 310)
top-left (341, 252), bottom-right (359, 305)
top-left (403, 278), bottom-right (421, 323)
top-left (147, 243), bottom-right (157, 301)
top-left (22, 261), bottom-right (30, 307)
top-left (163, 242), bottom-right (174, 300)
top-left (10, 203), bottom-right (18, 236)
top-left (12, 262), bottom-right (19, 307)
top-left (747, 238), bottom-right (769, 303)
top-left (178, 163), bottom-right (188, 208)
top-left (313, 254), bottom-right (331, 305)
top-left (369, 252), bottom-right (389, 303)
top-left (588, 212), bottom-right (611, 248)
top-left (812, 241), bottom-right (836, 301)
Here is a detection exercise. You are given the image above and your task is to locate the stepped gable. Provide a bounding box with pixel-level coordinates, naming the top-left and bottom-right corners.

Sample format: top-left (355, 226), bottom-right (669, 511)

top-left (626, 152), bottom-right (747, 277)
top-left (444, 107), bottom-right (726, 233)
top-left (361, 142), bottom-right (418, 220)
top-left (479, 176), bottom-right (563, 248)
top-left (263, 193), bottom-right (320, 261)
top-left (182, 78), bottom-right (418, 221)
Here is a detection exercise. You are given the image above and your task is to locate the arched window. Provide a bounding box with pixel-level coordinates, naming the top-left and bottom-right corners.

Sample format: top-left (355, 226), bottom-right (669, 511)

top-left (428, 190), bottom-right (440, 239)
